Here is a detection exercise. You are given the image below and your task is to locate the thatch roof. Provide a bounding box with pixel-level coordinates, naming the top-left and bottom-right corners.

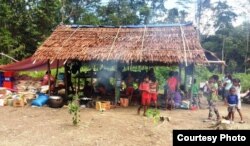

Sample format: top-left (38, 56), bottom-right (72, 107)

top-left (33, 23), bottom-right (207, 65)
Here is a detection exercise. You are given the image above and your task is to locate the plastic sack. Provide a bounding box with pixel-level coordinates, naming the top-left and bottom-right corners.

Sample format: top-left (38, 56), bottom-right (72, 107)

top-left (32, 94), bottom-right (49, 107)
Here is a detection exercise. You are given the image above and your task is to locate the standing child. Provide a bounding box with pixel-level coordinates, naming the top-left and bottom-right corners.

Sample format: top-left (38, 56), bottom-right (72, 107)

top-left (149, 76), bottom-right (159, 109)
top-left (233, 79), bottom-right (245, 123)
top-left (223, 79), bottom-right (245, 123)
top-left (138, 76), bottom-right (150, 116)
top-left (206, 77), bottom-right (220, 121)
top-left (191, 79), bottom-right (200, 109)
top-left (226, 87), bottom-right (238, 124)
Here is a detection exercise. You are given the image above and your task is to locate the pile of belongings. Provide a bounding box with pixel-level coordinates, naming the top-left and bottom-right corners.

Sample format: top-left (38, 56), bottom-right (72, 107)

top-left (0, 87), bottom-right (28, 107)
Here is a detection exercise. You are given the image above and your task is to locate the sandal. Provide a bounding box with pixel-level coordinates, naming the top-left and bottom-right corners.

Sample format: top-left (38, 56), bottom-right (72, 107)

top-left (239, 121), bottom-right (245, 124)
top-left (222, 116), bottom-right (229, 120)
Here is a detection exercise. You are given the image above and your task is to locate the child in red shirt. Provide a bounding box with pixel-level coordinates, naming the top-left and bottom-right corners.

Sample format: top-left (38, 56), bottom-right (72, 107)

top-left (150, 76), bottom-right (158, 109)
top-left (137, 76), bottom-right (150, 116)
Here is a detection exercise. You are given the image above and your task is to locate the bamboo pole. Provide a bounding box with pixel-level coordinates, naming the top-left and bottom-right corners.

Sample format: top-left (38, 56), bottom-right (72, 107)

top-left (77, 67), bottom-right (80, 93)
top-left (0, 52), bottom-right (19, 62)
top-left (64, 64), bottom-right (69, 100)
top-left (47, 60), bottom-right (51, 96)
top-left (179, 64), bottom-right (182, 84)
top-left (54, 60), bottom-right (59, 89)
top-left (190, 63), bottom-right (195, 108)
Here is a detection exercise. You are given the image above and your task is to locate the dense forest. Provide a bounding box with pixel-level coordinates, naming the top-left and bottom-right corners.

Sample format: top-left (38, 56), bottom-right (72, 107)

top-left (0, 0), bottom-right (250, 73)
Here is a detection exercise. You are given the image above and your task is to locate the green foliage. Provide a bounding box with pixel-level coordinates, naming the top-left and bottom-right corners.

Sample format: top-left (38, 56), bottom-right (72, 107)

top-left (212, 1), bottom-right (237, 29)
top-left (233, 74), bottom-right (250, 92)
top-left (145, 108), bottom-right (160, 124)
top-left (194, 66), bottom-right (250, 92)
top-left (154, 66), bottom-right (177, 91)
top-left (19, 68), bottom-right (64, 79)
top-left (68, 94), bottom-right (80, 126)
top-left (227, 60), bottom-right (237, 73)
top-left (0, 0), bottom-right (61, 64)
top-left (194, 66), bottom-right (214, 83)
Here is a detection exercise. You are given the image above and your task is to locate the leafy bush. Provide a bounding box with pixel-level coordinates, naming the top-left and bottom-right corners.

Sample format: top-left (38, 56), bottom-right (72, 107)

top-left (194, 66), bottom-right (214, 84)
top-left (68, 94), bottom-right (80, 126)
top-left (154, 66), bottom-right (177, 92)
top-left (233, 73), bottom-right (250, 92)
top-left (195, 66), bottom-right (250, 92)
top-left (145, 108), bottom-right (161, 124)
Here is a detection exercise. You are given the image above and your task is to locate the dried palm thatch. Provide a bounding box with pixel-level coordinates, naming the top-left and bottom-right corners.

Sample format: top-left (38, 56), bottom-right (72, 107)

top-left (33, 24), bottom-right (207, 65)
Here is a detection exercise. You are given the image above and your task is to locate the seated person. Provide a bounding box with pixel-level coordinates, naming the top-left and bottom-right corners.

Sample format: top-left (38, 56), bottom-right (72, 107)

top-left (42, 71), bottom-right (55, 91)
top-left (95, 83), bottom-right (106, 95)
top-left (125, 73), bottom-right (134, 96)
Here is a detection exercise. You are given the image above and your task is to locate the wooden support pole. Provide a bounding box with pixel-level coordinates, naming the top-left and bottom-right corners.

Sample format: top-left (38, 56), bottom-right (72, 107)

top-left (184, 65), bottom-right (187, 92)
top-left (54, 60), bottom-right (59, 88)
top-left (47, 60), bottom-right (51, 96)
top-left (190, 63), bottom-right (195, 107)
top-left (64, 64), bottom-right (69, 100)
top-left (179, 64), bottom-right (182, 84)
top-left (77, 68), bottom-right (80, 93)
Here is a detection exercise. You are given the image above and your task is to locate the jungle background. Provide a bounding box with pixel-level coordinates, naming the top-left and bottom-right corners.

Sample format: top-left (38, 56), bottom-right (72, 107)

top-left (1, 0), bottom-right (250, 90)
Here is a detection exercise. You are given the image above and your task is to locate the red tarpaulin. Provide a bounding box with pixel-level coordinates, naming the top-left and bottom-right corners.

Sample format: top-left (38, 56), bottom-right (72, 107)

top-left (0, 57), bottom-right (64, 72)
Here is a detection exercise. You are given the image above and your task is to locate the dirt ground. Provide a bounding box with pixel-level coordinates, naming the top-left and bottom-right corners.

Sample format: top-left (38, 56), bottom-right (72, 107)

top-left (0, 100), bottom-right (250, 146)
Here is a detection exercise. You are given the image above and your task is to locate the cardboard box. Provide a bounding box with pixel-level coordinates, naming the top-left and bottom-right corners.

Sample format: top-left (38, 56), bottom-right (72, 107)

top-left (95, 101), bottom-right (111, 111)
top-left (13, 99), bottom-right (24, 107)
top-left (120, 98), bottom-right (129, 107)
top-left (0, 88), bottom-right (7, 95)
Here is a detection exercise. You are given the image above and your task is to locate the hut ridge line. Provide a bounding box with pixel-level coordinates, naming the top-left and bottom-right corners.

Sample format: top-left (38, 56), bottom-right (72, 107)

top-left (179, 23), bottom-right (188, 66)
top-left (140, 25), bottom-right (147, 62)
top-left (107, 26), bottom-right (121, 60)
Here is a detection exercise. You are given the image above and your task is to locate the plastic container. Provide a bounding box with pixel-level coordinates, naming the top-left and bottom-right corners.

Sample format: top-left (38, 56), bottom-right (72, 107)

top-left (0, 72), bottom-right (3, 87)
top-left (4, 71), bottom-right (14, 77)
top-left (4, 77), bottom-right (14, 82)
top-left (3, 81), bottom-right (14, 89)
top-left (95, 101), bottom-right (111, 111)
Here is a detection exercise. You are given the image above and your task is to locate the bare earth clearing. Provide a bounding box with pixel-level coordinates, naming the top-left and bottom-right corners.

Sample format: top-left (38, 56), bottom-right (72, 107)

top-left (1, 101), bottom-right (250, 146)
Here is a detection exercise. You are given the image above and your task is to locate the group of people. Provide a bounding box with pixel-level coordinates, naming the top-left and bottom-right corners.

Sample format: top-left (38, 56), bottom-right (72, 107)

top-left (137, 70), bottom-right (181, 116)
top-left (204, 74), bottom-right (245, 124)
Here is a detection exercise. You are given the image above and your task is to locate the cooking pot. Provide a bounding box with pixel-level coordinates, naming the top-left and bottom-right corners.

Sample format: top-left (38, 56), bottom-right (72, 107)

top-left (48, 96), bottom-right (64, 108)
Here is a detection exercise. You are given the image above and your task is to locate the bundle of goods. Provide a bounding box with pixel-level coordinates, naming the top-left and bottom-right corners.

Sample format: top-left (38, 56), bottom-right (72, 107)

top-left (15, 79), bottom-right (41, 93)
top-left (0, 88), bottom-right (13, 106)
top-left (12, 94), bottom-right (26, 107)
top-left (179, 100), bottom-right (190, 109)
top-left (40, 85), bottom-right (49, 93)
top-left (31, 93), bottom-right (49, 107)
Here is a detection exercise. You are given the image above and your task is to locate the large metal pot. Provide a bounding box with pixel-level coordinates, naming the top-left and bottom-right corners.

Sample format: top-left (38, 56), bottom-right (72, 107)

top-left (48, 96), bottom-right (64, 108)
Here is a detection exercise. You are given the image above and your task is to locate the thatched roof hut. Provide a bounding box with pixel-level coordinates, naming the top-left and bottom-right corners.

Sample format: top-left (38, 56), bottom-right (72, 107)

top-left (33, 23), bottom-right (207, 65)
